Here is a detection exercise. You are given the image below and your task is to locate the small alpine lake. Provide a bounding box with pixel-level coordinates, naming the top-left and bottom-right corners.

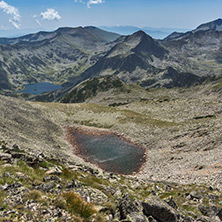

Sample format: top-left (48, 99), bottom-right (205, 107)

top-left (67, 127), bottom-right (146, 175)
top-left (17, 82), bottom-right (63, 95)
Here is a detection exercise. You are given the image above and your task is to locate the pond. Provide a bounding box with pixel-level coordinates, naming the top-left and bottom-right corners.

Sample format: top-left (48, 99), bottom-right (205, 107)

top-left (72, 132), bottom-right (146, 175)
top-left (17, 82), bottom-right (63, 95)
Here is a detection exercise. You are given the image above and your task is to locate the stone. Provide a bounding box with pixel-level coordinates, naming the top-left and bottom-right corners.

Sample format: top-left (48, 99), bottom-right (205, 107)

top-left (147, 216), bottom-right (159, 222)
top-left (73, 187), bottom-right (109, 205)
top-left (198, 204), bottom-right (220, 217)
top-left (0, 152), bottom-right (12, 161)
top-left (2, 172), bottom-right (12, 178)
top-left (180, 215), bottom-right (195, 222)
top-left (118, 193), bottom-right (142, 220)
top-left (189, 191), bottom-right (202, 200)
top-left (66, 179), bottom-right (82, 188)
top-left (38, 182), bottom-right (55, 192)
top-left (0, 184), bottom-right (8, 191)
top-left (12, 144), bottom-right (22, 152)
top-left (45, 168), bottom-right (62, 175)
top-left (142, 195), bottom-right (179, 222)
top-left (43, 175), bottom-right (61, 182)
top-left (126, 212), bottom-right (149, 222)
top-left (217, 208), bottom-right (222, 220)
top-left (166, 197), bottom-right (178, 210)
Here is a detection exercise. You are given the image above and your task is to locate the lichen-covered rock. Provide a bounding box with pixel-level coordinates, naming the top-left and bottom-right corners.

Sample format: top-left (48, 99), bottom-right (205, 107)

top-left (38, 181), bottom-right (55, 192)
top-left (118, 193), bottom-right (142, 220)
top-left (142, 195), bottom-right (179, 222)
top-left (43, 175), bottom-right (61, 182)
top-left (126, 212), bottom-right (149, 222)
top-left (73, 187), bottom-right (109, 205)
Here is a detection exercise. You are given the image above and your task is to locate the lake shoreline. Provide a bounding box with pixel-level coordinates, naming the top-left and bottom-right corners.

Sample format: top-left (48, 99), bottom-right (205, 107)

top-left (64, 125), bottom-right (147, 175)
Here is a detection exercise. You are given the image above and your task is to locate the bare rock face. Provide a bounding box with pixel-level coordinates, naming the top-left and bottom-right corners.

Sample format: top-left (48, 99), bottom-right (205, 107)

top-left (142, 195), bottom-right (179, 222)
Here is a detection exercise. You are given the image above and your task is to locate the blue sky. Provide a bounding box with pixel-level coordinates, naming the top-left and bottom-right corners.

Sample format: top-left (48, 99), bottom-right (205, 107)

top-left (0, 0), bottom-right (221, 36)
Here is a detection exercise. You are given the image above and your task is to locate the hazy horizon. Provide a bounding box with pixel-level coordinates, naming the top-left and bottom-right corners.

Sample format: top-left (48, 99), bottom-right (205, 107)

top-left (0, 0), bottom-right (221, 37)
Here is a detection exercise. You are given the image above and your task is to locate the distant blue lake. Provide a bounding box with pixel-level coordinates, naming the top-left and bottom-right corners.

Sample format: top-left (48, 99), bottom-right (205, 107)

top-left (17, 82), bottom-right (63, 95)
top-left (73, 132), bottom-right (146, 175)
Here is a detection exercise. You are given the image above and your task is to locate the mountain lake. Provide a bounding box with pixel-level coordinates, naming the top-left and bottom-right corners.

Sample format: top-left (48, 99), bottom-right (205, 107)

top-left (72, 132), bottom-right (146, 175)
top-left (17, 82), bottom-right (63, 95)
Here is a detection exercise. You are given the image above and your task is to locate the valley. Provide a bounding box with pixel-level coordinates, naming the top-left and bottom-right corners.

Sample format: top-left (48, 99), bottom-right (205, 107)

top-left (0, 18), bottom-right (222, 221)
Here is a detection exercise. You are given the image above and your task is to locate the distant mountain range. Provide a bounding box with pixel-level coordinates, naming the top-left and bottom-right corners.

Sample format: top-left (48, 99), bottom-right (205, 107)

top-left (1, 18), bottom-right (222, 101)
top-left (100, 26), bottom-right (188, 39)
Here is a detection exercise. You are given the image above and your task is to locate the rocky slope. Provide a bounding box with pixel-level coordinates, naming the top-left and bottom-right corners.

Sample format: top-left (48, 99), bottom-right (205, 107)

top-left (0, 141), bottom-right (222, 221)
top-left (162, 19), bottom-right (222, 77)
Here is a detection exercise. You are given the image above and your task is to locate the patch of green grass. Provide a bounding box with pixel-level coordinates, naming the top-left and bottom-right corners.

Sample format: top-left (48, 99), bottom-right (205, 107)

top-left (0, 191), bottom-right (7, 208)
top-left (81, 175), bottom-right (110, 190)
top-left (119, 109), bottom-right (177, 128)
top-left (60, 168), bottom-right (78, 181)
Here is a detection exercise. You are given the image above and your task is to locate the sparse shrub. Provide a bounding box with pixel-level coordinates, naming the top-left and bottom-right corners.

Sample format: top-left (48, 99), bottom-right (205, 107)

top-left (63, 191), bottom-right (96, 219)
top-left (61, 168), bottom-right (77, 180)
top-left (25, 190), bottom-right (43, 201)
top-left (53, 197), bottom-right (66, 209)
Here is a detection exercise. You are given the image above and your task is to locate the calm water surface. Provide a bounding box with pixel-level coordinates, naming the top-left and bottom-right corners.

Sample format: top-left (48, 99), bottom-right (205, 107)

top-left (17, 82), bottom-right (63, 95)
top-left (73, 132), bottom-right (145, 175)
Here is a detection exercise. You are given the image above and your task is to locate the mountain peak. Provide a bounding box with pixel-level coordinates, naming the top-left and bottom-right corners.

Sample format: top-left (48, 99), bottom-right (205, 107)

top-left (194, 18), bottom-right (222, 32)
top-left (130, 30), bottom-right (151, 40)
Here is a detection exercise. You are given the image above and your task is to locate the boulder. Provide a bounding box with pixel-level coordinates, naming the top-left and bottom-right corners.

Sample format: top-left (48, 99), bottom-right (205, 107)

top-left (43, 175), bottom-right (61, 182)
top-left (217, 209), bottom-right (222, 220)
top-left (198, 204), bottom-right (220, 217)
top-left (142, 195), bottom-right (179, 222)
top-left (166, 197), bottom-right (178, 210)
top-left (73, 187), bottom-right (109, 205)
top-left (147, 216), bottom-right (159, 222)
top-left (0, 152), bottom-right (12, 161)
top-left (126, 212), bottom-right (149, 222)
top-left (38, 182), bottom-right (55, 192)
top-left (118, 193), bottom-right (142, 220)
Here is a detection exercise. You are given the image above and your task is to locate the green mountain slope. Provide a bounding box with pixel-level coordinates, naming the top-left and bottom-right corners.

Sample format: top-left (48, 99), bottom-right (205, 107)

top-left (0, 27), bottom-right (120, 91)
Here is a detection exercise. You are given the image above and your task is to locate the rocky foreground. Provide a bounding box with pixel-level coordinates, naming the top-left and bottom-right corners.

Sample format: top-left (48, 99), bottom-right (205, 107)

top-left (0, 141), bottom-right (222, 222)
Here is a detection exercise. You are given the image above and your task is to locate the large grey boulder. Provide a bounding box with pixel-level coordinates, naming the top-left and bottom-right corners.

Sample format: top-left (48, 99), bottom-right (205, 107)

top-left (142, 195), bottom-right (179, 222)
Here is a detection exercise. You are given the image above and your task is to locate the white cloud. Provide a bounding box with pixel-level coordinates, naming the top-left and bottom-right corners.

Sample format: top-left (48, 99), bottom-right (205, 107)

top-left (0, 0), bottom-right (21, 29)
top-left (87, 0), bottom-right (103, 8)
top-left (40, 9), bottom-right (61, 21)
